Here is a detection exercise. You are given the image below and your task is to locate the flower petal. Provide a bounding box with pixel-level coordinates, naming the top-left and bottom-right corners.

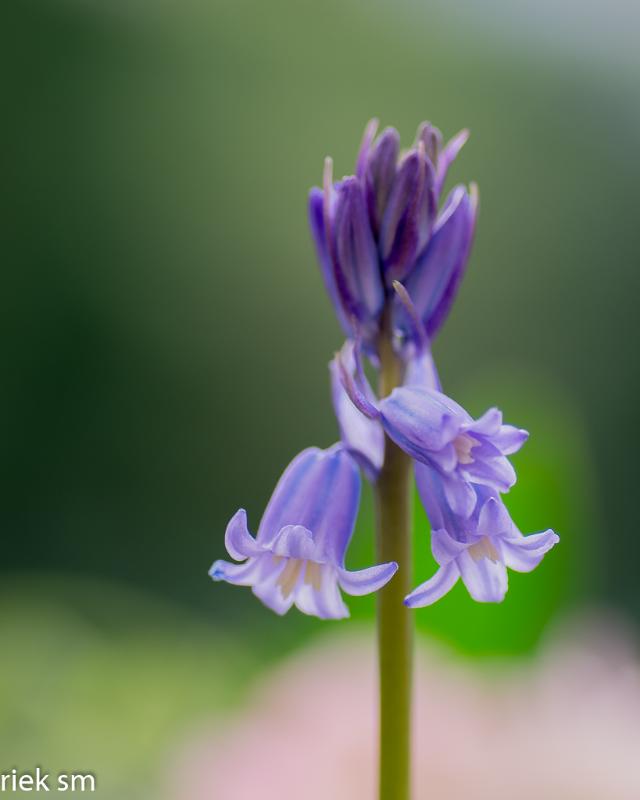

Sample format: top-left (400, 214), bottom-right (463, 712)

top-left (492, 425), bottom-right (529, 455)
top-left (330, 342), bottom-right (384, 480)
top-left (399, 185), bottom-right (474, 339)
top-left (252, 564), bottom-right (296, 616)
top-left (379, 386), bottom-right (465, 459)
top-left (309, 446), bottom-right (362, 565)
top-left (308, 187), bottom-right (353, 338)
top-left (209, 554), bottom-right (276, 587)
top-left (295, 566), bottom-right (349, 619)
top-left (356, 118), bottom-right (379, 179)
top-left (224, 509), bottom-right (262, 560)
top-left (271, 525), bottom-right (318, 561)
top-left (256, 448), bottom-right (326, 546)
top-left (404, 562), bottom-right (460, 608)
top-left (477, 496), bottom-right (513, 539)
top-left (467, 407), bottom-right (503, 436)
top-left (337, 561), bottom-right (398, 596)
top-left (334, 177), bottom-right (385, 322)
top-left (365, 127), bottom-right (400, 233)
top-left (463, 456), bottom-right (516, 493)
top-left (501, 529), bottom-right (559, 573)
top-left (402, 348), bottom-right (442, 392)
top-left (431, 528), bottom-right (469, 566)
top-left (441, 473), bottom-right (477, 519)
top-left (457, 549), bottom-right (508, 603)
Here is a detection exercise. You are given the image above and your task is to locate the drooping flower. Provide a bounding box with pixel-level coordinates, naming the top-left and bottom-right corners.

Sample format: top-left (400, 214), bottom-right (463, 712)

top-left (329, 340), bottom-right (384, 482)
top-left (308, 120), bottom-right (475, 346)
top-left (209, 445), bottom-right (398, 619)
top-left (336, 339), bottom-right (528, 516)
top-left (405, 463), bottom-right (559, 606)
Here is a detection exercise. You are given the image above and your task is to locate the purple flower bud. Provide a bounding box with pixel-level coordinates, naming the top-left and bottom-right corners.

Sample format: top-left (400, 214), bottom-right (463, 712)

top-left (364, 127), bottom-right (400, 235)
top-left (308, 187), bottom-right (354, 339)
top-left (308, 159), bottom-right (384, 342)
top-left (210, 445), bottom-right (397, 618)
top-left (308, 121), bottom-right (476, 343)
top-left (405, 465), bottom-right (559, 606)
top-left (395, 183), bottom-right (478, 340)
top-left (379, 147), bottom-right (437, 284)
top-left (333, 177), bottom-right (385, 323)
top-left (415, 121), bottom-right (443, 167)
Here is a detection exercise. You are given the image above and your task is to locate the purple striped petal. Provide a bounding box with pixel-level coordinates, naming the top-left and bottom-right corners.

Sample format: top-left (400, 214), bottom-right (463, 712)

top-left (333, 177), bottom-right (385, 322)
top-left (477, 496), bottom-right (512, 538)
top-left (491, 425), bottom-right (529, 455)
top-left (295, 566), bottom-right (350, 620)
top-left (365, 127), bottom-right (400, 234)
top-left (501, 529), bottom-right (559, 572)
top-left (431, 527), bottom-right (468, 565)
top-left (308, 187), bottom-right (354, 338)
top-left (337, 561), bottom-right (398, 595)
top-left (399, 184), bottom-right (475, 340)
top-left (379, 386), bottom-right (465, 458)
top-left (330, 342), bottom-right (384, 480)
top-left (271, 525), bottom-right (318, 561)
top-left (457, 548), bottom-right (508, 603)
top-left (424, 183), bottom-right (478, 337)
top-left (415, 121), bottom-right (443, 167)
top-left (404, 562), bottom-right (460, 607)
top-left (224, 509), bottom-right (263, 560)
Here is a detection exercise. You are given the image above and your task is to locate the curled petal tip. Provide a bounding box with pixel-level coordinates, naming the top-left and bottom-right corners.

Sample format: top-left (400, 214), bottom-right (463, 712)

top-left (334, 349), bottom-right (379, 420)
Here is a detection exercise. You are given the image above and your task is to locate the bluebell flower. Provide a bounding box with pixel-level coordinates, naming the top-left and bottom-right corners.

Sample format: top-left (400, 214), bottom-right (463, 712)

top-left (404, 464), bottom-right (559, 605)
top-left (309, 120), bottom-right (476, 347)
top-left (336, 337), bottom-right (528, 517)
top-left (210, 445), bottom-right (398, 619)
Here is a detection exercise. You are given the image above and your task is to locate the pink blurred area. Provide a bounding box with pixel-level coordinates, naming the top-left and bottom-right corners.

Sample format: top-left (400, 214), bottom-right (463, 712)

top-left (168, 616), bottom-right (640, 799)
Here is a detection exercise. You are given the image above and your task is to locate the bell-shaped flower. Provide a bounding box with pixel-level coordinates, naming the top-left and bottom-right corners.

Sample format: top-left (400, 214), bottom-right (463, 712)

top-left (336, 339), bottom-right (528, 517)
top-left (210, 445), bottom-right (398, 619)
top-left (405, 464), bottom-right (559, 606)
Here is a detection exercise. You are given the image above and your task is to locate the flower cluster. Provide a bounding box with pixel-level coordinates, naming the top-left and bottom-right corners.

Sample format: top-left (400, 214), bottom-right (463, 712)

top-left (210, 120), bottom-right (558, 617)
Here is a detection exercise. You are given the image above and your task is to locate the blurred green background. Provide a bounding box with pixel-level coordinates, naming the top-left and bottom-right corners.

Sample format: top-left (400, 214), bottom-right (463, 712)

top-left (2, 0), bottom-right (639, 796)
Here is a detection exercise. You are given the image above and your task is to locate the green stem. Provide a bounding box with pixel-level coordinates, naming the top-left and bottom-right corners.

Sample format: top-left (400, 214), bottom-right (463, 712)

top-left (374, 321), bottom-right (413, 800)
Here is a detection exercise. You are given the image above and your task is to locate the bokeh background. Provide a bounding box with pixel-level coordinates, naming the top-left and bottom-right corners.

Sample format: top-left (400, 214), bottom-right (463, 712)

top-left (3, 0), bottom-right (639, 796)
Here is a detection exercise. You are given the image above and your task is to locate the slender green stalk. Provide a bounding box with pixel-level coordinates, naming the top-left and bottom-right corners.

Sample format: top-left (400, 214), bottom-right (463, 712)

top-left (374, 318), bottom-right (413, 800)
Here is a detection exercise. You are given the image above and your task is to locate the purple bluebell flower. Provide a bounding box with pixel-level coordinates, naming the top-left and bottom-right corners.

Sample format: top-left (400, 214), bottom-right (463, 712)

top-left (378, 387), bottom-right (527, 516)
top-left (404, 464), bottom-right (559, 605)
top-left (309, 120), bottom-right (474, 346)
top-left (210, 445), bottom-right (398, 619)
top-left (336, 339), bottom-right (527, 516)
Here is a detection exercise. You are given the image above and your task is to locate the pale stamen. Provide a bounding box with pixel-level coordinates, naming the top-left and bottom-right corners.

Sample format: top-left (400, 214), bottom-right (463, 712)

top-left (454, 433), bottom-right (480, 465)
top-left (304, 561), bottom-right (323, 591)
top-left (277, 559), bottom-right (304, 598)
top-left (468, 536), bottom-right (500, 563)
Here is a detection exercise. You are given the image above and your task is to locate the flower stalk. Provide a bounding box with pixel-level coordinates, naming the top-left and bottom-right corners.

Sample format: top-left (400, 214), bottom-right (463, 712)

top-left (374, 312), bottom-right (413, 800)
